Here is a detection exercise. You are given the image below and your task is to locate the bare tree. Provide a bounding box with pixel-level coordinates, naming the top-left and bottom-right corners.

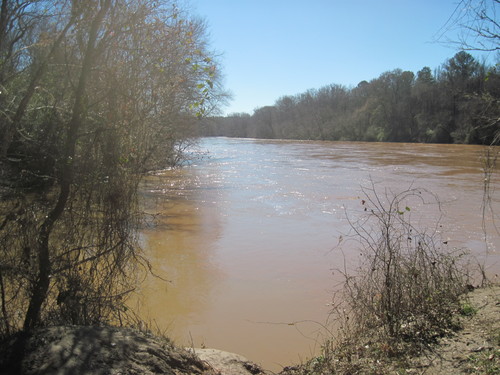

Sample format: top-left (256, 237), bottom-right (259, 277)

top-left (0, 0), bottom-right (226, 336)
top-left (436, 0), bottom-right (499, 52)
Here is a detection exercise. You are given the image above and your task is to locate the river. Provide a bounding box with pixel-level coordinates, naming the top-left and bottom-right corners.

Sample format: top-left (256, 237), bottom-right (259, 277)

top-left (135, 137), bottom-right (500, 371)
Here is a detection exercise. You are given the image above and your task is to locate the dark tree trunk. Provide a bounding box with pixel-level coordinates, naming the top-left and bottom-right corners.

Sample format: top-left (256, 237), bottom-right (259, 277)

top-left (23, 1), bottom-right (111, 331)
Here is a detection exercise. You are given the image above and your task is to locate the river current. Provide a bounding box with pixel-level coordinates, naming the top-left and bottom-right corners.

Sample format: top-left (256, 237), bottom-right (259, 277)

top-left (135, 137), bottom-right (499, 371)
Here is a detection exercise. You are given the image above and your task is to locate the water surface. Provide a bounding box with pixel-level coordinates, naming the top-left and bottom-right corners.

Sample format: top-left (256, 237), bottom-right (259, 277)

top-left (135, 137), bottom-right (500, 371)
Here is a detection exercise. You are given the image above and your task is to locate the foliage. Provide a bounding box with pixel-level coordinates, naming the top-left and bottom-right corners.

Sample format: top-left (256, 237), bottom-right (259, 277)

top-left (204, 51), bottom-right (500, 145)
top-left (209, 0), bottom-right (500, 146)
top-left (460, 301), bottom-right (478, 316)
top-left (0, 0), bottom-right (226, 338)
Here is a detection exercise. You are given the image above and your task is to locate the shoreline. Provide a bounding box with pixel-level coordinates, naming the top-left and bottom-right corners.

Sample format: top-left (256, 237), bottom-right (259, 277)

top-left (1, 284), bottom-right (498, 374)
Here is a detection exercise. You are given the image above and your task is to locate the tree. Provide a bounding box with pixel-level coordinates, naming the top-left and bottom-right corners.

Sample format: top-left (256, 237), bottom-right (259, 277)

top-left (0, 1), bottom-right (78, 157)
top-left (207, 51), bottom-right (497, 146)
top-left (438, 0), bottom-right (500, 52)
top-left (438, 0), bottom-right (499, 230)
top-left (0, 0), bottom-right (225, 336)
top-left (443, 51), bottom-right (481, 92)
top-left (252, 105), bottom-right (276, 138)
top-left (416, 67), bottom-right (435, 85)
top-left (366, 69), bottom-right (415, 142)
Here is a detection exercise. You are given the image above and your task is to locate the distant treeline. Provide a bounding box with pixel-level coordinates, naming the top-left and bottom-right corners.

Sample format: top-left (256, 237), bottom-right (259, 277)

top-left (201, 51), bottom-right (500, 144)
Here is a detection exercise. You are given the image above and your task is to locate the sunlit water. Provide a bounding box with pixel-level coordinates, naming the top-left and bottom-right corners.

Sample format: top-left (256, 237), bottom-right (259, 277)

top-left (134, 137), bottom-right (500, 371)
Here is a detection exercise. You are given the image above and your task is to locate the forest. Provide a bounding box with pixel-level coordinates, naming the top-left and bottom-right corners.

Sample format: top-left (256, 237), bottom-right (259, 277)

top-left (202, 51), bottom-right (500, 145)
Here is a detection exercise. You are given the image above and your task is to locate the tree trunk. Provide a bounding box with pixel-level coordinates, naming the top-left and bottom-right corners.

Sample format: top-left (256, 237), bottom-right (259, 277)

top-left (23, 1), bottom-right (111, 331)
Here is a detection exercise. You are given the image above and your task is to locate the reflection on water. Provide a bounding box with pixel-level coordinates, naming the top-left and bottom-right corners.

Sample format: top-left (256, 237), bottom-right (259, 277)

top-left (135, 171), bottom-right (224, 331)
top-left (133, 137), bottom-right (500, 371)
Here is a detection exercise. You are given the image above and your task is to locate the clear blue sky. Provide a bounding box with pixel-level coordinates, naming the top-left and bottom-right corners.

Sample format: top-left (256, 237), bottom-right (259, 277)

top-left (187, 0), bottom-right (495, 115)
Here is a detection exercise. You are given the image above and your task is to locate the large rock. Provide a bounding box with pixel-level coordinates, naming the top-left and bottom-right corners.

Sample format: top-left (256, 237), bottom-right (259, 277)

top-left (192, 348), bottom-right (270, 375)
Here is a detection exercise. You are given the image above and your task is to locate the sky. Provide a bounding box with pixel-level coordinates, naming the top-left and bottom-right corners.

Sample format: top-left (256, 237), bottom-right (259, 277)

top-left (187, 0), bottom-right (495, 115)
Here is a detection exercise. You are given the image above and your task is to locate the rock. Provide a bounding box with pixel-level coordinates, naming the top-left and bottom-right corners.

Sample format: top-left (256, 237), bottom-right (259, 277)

top-left (191, 348), bottom-right (270, 375)
top-left (0, 326), bottom-right (217, 375)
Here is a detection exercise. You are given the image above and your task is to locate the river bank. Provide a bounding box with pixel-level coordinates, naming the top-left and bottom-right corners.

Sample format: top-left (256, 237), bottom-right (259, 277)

top-left (1, 284), bottom-right (498, 375)
top-left (281, 283), bottom-right (500, 375)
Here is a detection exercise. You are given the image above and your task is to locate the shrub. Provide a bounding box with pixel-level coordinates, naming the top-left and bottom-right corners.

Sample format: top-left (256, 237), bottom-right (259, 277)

top-left (281, 184), bottom-right (476, 374)
top-left (336, 184), bottom-right (471, 353)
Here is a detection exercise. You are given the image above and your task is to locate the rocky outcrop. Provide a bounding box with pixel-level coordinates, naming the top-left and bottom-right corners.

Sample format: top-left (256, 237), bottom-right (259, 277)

top-left (0, 326), bottom-right (216, 374)
top-left (0, 326), bottom-right (272, 375)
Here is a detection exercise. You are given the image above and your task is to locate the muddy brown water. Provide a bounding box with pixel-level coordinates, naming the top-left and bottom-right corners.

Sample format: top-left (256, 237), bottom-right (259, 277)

top-left (133, 137), bottom-right (500, 372)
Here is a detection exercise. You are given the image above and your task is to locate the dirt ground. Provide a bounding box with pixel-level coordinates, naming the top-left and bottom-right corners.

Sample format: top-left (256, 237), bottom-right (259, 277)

top-left (409, 284), bottom-right (500, 374)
